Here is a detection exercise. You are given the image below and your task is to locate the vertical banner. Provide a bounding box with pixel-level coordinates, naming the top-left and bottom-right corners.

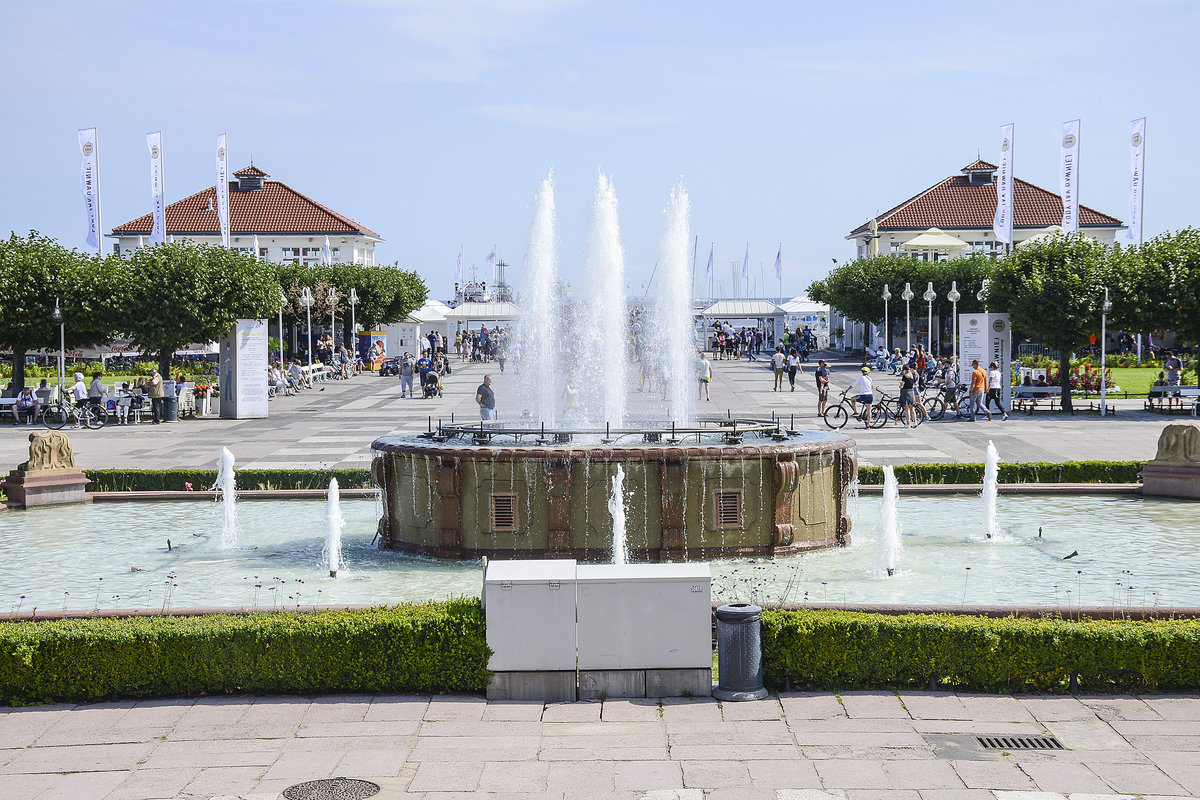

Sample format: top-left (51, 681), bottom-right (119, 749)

top-left (1126, 117), bottom-right (1146, 243)
top-left (741, 243), bottom-right (749, 278)
top-left (705, 244), bottom-right (713, 278)
top-left (146, 131), bottom-right (166, 245)
top-left (993, 123), bottom-right (1014, 244)
top-left (322, 235), bottom-right (333, 265)
top-left (251, 234), bottom-right (261, 260)
top-left (1060, 119), bottom-right (1080, 233)
top-left (77, 128), bottom-right (101, 251)
top-left (959, 313), bottom-right (1013, 410)
top-left (215, 133), bottom-right (230, 247)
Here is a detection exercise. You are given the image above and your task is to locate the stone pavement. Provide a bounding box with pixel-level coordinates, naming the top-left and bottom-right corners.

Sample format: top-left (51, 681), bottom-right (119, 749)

top-left (0, 353), bottom-right (1180, 471)
top-left (2, 692), bottom-right (1199, 799)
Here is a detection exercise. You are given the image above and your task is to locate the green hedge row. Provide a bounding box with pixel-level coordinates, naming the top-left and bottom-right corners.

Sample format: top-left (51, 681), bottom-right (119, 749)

top-left (84, 468), bottom-right (375, 492)
top-left (762, 609), bottom-right (1200, 692)
top-left (856, 460), bottom-right (1144, 485)
top-left (0, 599), bottom-right (488, 705)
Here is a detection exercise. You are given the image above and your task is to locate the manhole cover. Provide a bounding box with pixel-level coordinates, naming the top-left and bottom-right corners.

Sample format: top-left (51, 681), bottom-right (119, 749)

top-left (977, 735), bottom-right (1063, 750)
top-left (282, 777), bottom-right (381, 800)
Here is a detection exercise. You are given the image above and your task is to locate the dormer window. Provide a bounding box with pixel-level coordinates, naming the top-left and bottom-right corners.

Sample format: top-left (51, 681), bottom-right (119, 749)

top-left (961, 160), bottom-right (997, 186)
top-left (233, 165), bottom-right (270, 192)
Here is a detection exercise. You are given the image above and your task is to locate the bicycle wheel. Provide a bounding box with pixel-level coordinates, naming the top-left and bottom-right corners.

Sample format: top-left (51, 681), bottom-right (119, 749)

top-left (824, 405), bottom-right (849, 429)
top-left (85, 407), bottom-right (105, 429)
top-left (42, 403), bottom-right (69, 429)
top-left (926, 395), bottom-right (946, 421)
top-left (870, 402), bottom-right (889, 428)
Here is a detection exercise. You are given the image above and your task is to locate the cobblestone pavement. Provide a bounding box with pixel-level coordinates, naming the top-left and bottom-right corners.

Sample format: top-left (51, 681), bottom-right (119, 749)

top-left (2, 693), bottom-right (1199, 799)
top-left (0, 353), bottom-right (1182, 471)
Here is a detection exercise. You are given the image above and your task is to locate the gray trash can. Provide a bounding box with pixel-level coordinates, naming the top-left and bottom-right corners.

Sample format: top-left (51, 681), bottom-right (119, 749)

top-left (161, 395), bottom-right (178, 422)
top-left (713, 603), bottom-right (769, 701)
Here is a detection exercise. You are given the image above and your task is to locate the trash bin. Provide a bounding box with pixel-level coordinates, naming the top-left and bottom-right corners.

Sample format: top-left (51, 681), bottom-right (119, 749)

top-left (161, 381), bottom-right (179, 422)
top-left (713, 603), bottom-right (768, 701)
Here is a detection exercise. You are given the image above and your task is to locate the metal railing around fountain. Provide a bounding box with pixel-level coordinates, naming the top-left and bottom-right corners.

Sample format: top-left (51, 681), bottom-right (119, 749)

top-left (421, 415), bottom-right (801, 446)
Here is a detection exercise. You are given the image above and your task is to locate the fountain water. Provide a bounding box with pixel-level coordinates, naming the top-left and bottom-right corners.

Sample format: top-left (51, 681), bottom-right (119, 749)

top-left (983, 441), bottom-right (1000, 539)
top-left (212, 447), bottom-right (239, 549)
top-left (580, 171), bottom-right (629, 427)
top-left (650, 179), bottom-right (695, 425)
top-left (608, 464), bottom-right (628, 564)
top-left (520, 172), bottom-right (561, 425)
top-left (325, 477), bottom-right (345, 578)
top-left (878, 465), bottom-right (903, 576)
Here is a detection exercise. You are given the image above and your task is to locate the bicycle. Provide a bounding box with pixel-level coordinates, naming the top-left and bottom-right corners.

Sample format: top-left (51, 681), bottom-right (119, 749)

top-left (42, 401), bottom-right (106, 430)
top-left (823, 389), bottom-right (886, 429)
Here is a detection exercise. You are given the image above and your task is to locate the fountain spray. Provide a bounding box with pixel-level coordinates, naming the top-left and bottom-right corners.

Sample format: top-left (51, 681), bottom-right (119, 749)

top-left (652, 179), bottom-right (695, 425)
top-left (521, 172), bottom-right (561, 425)
top-left (983, 441), bottom-right (1000, 539)
top-left (212, 447), bottom-right (240, 549)
top-left (582, 171), bottom-right (628, 428)
top-left (325, 477), bottom-right (345, 577)
top-left (879, 465), bottom-right (903, 576)
top-left (608, 465), bottom-right (628, 565)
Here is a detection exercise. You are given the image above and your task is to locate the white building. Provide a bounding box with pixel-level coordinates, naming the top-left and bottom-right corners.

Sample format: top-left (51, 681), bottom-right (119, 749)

top-left (109, 165), bottom-right (383, 264)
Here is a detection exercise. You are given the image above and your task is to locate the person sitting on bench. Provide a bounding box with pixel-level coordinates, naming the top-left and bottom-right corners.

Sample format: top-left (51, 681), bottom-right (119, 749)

top-left (11, 386), bottom-right (39, 425)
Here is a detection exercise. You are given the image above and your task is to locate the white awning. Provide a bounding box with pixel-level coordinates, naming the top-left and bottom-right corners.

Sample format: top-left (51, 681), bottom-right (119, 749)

top-left (900, 227), bottom-right (969, 250)
top-left (699, 300), bottom-right (785, 318)
top-left (443, 302), bottom-right (520, 322)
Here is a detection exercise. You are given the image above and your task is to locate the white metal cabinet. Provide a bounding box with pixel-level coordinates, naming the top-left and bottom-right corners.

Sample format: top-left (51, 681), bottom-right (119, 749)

top-left (483, 559), bottom-right (577, 671)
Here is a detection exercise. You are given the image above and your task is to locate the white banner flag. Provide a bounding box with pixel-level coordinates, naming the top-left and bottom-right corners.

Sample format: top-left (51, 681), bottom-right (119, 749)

top-left (322, 235), bottom-right (333, 265)
top-left (773, 246), bottom-right (782, 280)
top-left (146, 131), bottom-right (166, 245)
top-left (705, 244), bottom-right (713, 278)
top-left (215, 133), bottom-right (230, 247)
top-left (1126, 118), bottom-right (1146, 243)
top-left (455, 248), bottom-right (463, 282)
top-left (993, 123), bottom-right (1014, 244)
top-left (487, 247), bottom-right (496, 283)
top-left (742, 244), bottom-right (749, 279)
top-left (1060, 120), bottom-right (1080, 233)
top-left (77, 128), bottom-right (101, 251)
top-left (252, 234), bottom-right (260, 260)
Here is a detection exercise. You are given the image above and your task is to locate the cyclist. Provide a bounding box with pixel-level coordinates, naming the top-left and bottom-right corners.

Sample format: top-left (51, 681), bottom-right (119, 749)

top-left (847, 366), bottom-right (875, 428)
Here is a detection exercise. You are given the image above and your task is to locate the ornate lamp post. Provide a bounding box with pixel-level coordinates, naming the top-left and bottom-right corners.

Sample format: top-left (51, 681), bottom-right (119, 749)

top-left (327, 287), bottom-right (338, 347)
top-left (923, 282), bottom-right (937, 353)
top-left (1101, 287), bottom-right (1112, 416)
top-left (52, 298), bottom-right (64, 398)
top-left (349, 288), bottom-right (359, 360)
top-left (901, 283), bottom-right (914, 351)
top-left (277, 290), bottom-right (287, 367)
top-left (947, 281), bottom-right (961, 364)
top-left (299, 287), bottom-right (315, 372)
top-left (881, 284), bottom-right (892, 353)
top-left (978, 277), bottom-right (990, 312)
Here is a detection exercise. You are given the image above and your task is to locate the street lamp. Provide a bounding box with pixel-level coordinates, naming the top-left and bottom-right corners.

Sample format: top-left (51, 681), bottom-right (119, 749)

top-left (299, 287), bottom-right (315, 372)
top-left (52, 298), bottom-right (64, 398)
top-left (1101, 287), bottom-right (1113, 417)
top-left (278, 290), bottom-right (287, 368)
top-left (349, 288), bottom-right (359, 361)
top-left (947, 281), bottom-right (961, 364)
top-left (923, 281), bottom-right (937, 353)
top-left (881, 284), bottom-right (892, 353)
top-left (327, 287), bottom-right (338, 350)
top-left (978, 277), bottom-right (990, 312)
top-left (901, 283), bottom-right (914, 351)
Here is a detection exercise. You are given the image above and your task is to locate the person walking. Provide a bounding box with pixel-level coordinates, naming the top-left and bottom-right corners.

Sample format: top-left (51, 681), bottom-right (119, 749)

top-left (475, 374), bottom-right (496, 420)
top-left (399, 353), bottom-right (415, 398)
top-left (815, 359), bottom-right (830, 417)
top-left (985, 361), bottom-right (1009, 420)
top-left (771, 347), bottom-right (786, 391)
top-left (969, 359), bottom-right (992, 422)
top-left (697, 352), bottom-right (712, 401)
top-left (786, 348), bottom-right (801, 391)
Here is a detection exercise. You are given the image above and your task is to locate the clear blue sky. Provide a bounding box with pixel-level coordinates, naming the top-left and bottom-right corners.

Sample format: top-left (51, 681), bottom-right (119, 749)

top-left (2, 0), bottom-right (1196, 302)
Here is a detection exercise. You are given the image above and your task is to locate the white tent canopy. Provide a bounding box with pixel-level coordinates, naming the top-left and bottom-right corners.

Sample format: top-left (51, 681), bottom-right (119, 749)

top-left (700, 300), bottom-right (784, 318)
top-left (443, 302), bottom-right (520, 325)
top-left (901, 227), bottom-right (969, 250)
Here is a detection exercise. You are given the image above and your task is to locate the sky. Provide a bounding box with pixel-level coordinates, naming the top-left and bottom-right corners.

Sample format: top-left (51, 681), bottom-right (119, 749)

top-left (2, 0), bottom-right (1198, 304)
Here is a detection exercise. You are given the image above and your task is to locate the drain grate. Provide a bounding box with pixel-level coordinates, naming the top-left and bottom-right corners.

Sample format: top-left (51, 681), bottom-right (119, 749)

top-left (977, 735), bottom-right (1063, 751)
top-left (282, 777), bottom-right (381, 800)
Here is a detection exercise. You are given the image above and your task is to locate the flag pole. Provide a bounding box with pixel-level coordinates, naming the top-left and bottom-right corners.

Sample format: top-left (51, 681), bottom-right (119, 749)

top-left (690, 234), bottom-right (697, 301)
top-left (777, 242), bottom-right (782, 308)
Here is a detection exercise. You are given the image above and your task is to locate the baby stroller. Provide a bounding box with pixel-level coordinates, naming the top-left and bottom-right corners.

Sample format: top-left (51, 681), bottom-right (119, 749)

top-left (421, 370), bottom-right (442, 398)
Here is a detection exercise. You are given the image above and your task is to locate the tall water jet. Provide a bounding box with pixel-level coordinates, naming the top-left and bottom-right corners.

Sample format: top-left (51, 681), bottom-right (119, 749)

top-left (325, 477), bottom-right (345, 577)
top-left (878, 465), bottom-right (902, 576)
top-left (212, 447), bottom-right (239, 549)
top-left (652, 179), bottom-right (695, 425)
top-left (608, 464), bottom-right (628, 564)
top-left (581, 171), bottom-right (629, 427)
top-left (520, 172), bottom-right (561, 425)
top-left (983, 440), bottom-right (1000, 539)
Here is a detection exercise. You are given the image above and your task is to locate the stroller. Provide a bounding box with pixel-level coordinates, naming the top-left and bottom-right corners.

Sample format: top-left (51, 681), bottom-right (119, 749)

top-left (421, 370), bottom-right (442, 399)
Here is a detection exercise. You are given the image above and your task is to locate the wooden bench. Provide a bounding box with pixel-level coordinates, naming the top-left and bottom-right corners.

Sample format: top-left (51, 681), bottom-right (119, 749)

top-left (1145, 386), bottom-right (1200, 415)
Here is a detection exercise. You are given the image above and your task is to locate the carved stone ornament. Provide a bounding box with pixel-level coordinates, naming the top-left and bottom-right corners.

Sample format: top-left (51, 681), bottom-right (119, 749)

top-left (21, 431), bottom-right (77, 472)
top-left (1150, 422), bottom-right (1200, 465)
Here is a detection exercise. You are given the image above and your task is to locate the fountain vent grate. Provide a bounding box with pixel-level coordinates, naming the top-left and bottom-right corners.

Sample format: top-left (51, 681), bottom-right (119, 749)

top-left (282, 778), bottom-right (381, 800)
top-left (976, 735), bottom-right (1063, 751)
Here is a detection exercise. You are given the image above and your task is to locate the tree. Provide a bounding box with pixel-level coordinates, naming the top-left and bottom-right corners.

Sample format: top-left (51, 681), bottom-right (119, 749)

top-left (1109, 228), bottom-right (1200, 352)
top-left (987, 234), bottom-right (1111, 412)
top-left (0, 231), bottom-right (119, 390)
top-left (117, 242), bottom-right (280, 375)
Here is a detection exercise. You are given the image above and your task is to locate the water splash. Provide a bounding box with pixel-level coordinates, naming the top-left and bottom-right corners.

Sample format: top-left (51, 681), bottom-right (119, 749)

top-left (582, 170), bottom-right (628, 427)
top-left (608, 464), bottom-right (628, 564)
top-left (212, 447), bottom-right (239, 549)
top-left (651, 179), bottom-right (695, 425)
top-left (324, 477), bottom-right (345, 577)
top-left (983, 440), bottom-right (1000, 539)
top-left (878, 465), bottom-right (903, 576)
top-left (520, 172), bottom-right (561, 425)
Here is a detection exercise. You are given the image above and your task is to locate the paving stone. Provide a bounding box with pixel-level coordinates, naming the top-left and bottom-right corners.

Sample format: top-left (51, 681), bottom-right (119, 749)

top-left (1108, 719), bottom-right (1200, 736)
top-left (640, 790), bottom-right (704, 800)
top-left (423, 695), bottom-right (487, 721)
top-left (838, 692), bottom-right (909, 719)
top-left (601, 700), bottom-right (662, 722)
top-left (883, 760), bottom-right (965, 790)
top-left (1016, 697), bottom-right (1095, 722)
top-left (1139, 696), bottom-right (1200, 722)
top-left (792, 730), bottom-right (928, 748)
top-left (541, 745), bottom-right (670, 761)
top-left (409, 734), bottom-right (539, 761)
top-left (612, 760), bottom-right (683, 791)
top-left (951, 759), bottom-right (1038, 790)
top-left (181, 766), bottom-right (268, 797)
top-left (899, 693), bottom-right (972, 721)
top-left (668, 719), bottom-right (791, 745)
top-left (991, 793), bottom-right (1067, 800)
top-left (1016, 761), bottom-right (1112, 794)
top-left (419, 719), bottom-right (541, 737)
top-left (800, 745), bottom-right (934, 761)
top-left (27, 770), bottom-right (126, 799)
top-left (844, 791), bottom-right (921, 800)
top-left (779, 693), bottom-right (848, 721)
top-left (140, 738), bottom-right (283, 769)
top-left (543, 721), bottom-right (664, 738)
top-left (104, 766), bottom-right (200, 799)
top-left (544, 760), bottom-right (617, 793)
top-left (365, 695), bottom-right (431, 721)
top-left (956, 695), bottom-right (1039, 723)
top-left (332, 744), bottom-right (412, 778)
top-left (0, 742), bottom-right (154, 774)
top-left (34, 724), bottom-right (171, 747)
top-left (260, 743), bottom-right (350, 781)
top-left (0, 707), bottom-right (74, 748)
top-left (670, 743), bottom-right (799, 760)
top-left (659, 698), bottom-right (723, 723)
top-left (478, 760), bottom-right (550, 791)
top-left (1, 773), bottom-right (62, 800)
top-left (407, 760), bottom-right (483, 792)
top-left (1147, 750), bottom-right (1200, 766)
top-left (720, 698), bottom-right (784, 721)
top-left (482, 701), bottom-right (546, 722)
top-left (1043, 720), bottom-right (1134, 751)
top-left (1076, 695), bottom-right (1163, 722)
top-left (542, 702), bottom-right (603, 723)
top-left (774, 791), bottom-right (848, 800)
top-left (745, 759), bottom-right (821, 788)
top-left (296, 720), bottom-right (420, 738)
top-left (301, 695), bottom-right (372, 723)
top-left (813, 759), bottom-right (891, 789)
top-left (679, 759), bottom-right (750, 788)
top-left (1085, 761), bottom-right (1188, 795)
top-left (702, 789), bottom-right (778, 800)
top-left (915, 791), bottom-right (994, 800)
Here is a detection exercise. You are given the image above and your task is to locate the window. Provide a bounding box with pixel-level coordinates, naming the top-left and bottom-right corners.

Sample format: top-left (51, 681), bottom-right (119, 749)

top-left (489, 493), bottom-right (518, 532)
top-left (714, 490), bottom-right (742, 529)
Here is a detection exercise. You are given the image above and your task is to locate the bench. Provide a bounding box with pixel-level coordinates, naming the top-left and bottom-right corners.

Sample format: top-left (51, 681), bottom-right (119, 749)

top-left (1145, 386), bottom-right (1200, 416)
top-left (1012, 386), bottom-right (1116, 416)
top-left (0, 398), bottom-right (40, 424)
top-left (301, 365), bottom-right (330, 384)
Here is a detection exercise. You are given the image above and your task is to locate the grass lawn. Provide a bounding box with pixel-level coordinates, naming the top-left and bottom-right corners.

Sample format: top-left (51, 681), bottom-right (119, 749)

top-left (1109, 367), bottom-right (1160, 395)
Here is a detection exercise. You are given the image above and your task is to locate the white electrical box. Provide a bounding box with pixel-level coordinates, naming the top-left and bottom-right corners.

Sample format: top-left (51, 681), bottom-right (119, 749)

top-left (575, 563), bottom-right (712, 670)
top-left (484, 560), bottom-right (577, 672)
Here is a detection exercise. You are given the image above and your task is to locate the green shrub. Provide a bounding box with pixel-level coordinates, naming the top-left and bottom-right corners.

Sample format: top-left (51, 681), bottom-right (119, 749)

top-left (856, 460), bottom-right (1144, 485)
top-left (0, 599), bottom-right (489, 704)
top-left (761, 609), bottom-right (1200, 692)
top-left (84, 468), bottom-right (375, 492)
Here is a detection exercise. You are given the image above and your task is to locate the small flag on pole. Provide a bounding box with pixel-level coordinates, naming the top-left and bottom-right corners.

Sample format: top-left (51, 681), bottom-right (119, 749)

top-left (742, 244), bottom-right (750, 279)
top-left (705, 244), bottom-right (713, 278)
top-left (455, 248), bottom-right (463, 282)
top-left (322, 235), bottom-right (332, 265)
top-left (773, 246), bottom-right (782, 280)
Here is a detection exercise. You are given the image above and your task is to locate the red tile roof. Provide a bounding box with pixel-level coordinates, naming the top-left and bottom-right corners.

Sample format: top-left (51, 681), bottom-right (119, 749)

top-left (233, 165), bottom-right (269, 178)
top-left (111, 170), bottom-right (381, 238)
top-left (961, 159), bottom-right (997, 171)
top-left (849, 162), bottom-right (1122, 236)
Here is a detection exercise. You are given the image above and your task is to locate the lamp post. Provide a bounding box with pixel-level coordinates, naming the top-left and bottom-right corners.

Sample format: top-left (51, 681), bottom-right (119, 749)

top-left (901, 283), bottom-right (914, 352)
top-left (978, 277), bottom-right (990, 312)
top-left (52, 298), bottom-right (64, 398)
top-left (299, 287), bottom-right (314, 372)
top-left (349, 288), bottom-right (359, 361)
top-left (923, 281), bottom-right (937, 353)
top-left (278, 290), bottom-right (287, 367)
top-left (947, 281), bottom-right (961, 364)
top-left (1101, 287), bottom-right (1112, 417)
top-left (881, 284), bottom-right (892, 353)
top-left (327, 287), bottom-right (338, 348)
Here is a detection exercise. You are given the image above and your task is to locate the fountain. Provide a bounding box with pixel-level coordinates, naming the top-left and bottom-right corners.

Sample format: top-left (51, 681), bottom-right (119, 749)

top-left (983, 441), bottom-right (1000, 539)
top-left (325, 477), bottom-right (345, 578)
top-left (212, 447), bottom-right (239, 549)
top-left (878, 465), bottom-right (902, 577)
top-left (649, 180), bottom-right (695, 425)
top-left (609, 465), bottom-right (628, 565)
top-left (580, 170), bottom-right (629, 427)
top-left (517, 172), bottom-right (562, 426)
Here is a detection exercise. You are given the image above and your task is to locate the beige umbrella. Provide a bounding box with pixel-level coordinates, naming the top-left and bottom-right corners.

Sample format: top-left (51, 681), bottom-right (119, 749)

top-left (900, 227), bottom-right (969, 251)
top-left (1016, 225), bottom-right (1096, 248)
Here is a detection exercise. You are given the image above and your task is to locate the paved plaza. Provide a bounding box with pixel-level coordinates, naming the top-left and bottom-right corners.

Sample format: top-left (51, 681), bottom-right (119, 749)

top-left (0, 354), bottom-right (1179, 472)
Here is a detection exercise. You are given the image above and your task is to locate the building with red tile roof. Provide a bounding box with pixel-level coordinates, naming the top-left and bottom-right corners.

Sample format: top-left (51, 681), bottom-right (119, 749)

top-left (108, 166), bottom-right (384, 265)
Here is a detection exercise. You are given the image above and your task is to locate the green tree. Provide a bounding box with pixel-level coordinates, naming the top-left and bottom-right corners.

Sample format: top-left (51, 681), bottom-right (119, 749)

top-left (1110, 228), bottom-right (1200, 353)
top-left (0, 231), bottom-right (119, 390)
top-left (117, 242), bottom-right (280, 375)
top-left (987, 234), bottom-right (1112, 412)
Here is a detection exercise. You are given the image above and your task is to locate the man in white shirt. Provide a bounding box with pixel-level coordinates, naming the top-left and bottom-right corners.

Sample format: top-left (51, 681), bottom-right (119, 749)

top-left (847, 366), bottom-right (875, 427)
top-left (986, 361), bottom-right (1009, 421)
top-left (70, 372), bottom-right (88, 406)
top-left (697, 352), bottom-right (712, 401)
top-left (771, 347), bottom-right (786, 391)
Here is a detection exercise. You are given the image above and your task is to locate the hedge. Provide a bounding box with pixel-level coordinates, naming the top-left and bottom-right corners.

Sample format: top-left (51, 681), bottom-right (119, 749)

top-left (0, 599), bottom-right (489, 704)
top-left (762, 609), bottom-right (1200, 693)
top-left (856, 460), bottom-right (1144, 485)
top-left (84, 468), bottom-right (374, 492)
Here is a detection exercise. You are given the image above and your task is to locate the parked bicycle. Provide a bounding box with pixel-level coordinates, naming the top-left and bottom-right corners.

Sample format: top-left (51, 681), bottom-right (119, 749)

top-left (823, 389), bottom-right (886, 429)
top-left (42, 400), bottom-right (106, 430)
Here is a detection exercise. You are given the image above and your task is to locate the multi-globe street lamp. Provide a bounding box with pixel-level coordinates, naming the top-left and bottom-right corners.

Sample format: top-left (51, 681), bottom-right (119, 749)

top-left (947, 281), bottom-right (961, 364)
top-left (52, 298), bottom-right (64, 398)
top-left (1101, 286), bottom-right (1112, 416)
top-left (881, 284), bottom-right (891, 354)
top-left (901, 283), bottom-right (914, 352)
top-left (299, 287), bottom-right (315, 372)
top-left (349, 288), bottom-right (359, 360)
top-left (923, 282), bottom-right (937, 354)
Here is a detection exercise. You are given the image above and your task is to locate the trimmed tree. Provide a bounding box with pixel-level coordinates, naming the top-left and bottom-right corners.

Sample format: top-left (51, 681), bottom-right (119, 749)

top-left (1110, 228), bottom-right (1200, 358)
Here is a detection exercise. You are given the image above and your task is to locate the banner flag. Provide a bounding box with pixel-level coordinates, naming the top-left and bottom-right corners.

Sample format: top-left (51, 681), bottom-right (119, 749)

top-left (705, 244), bottom-right (713, 278)
top-left (487, 247), bottom-right (496, 283)
top-left (742, 244), bottom-right (749, 279)
top-left (322, 235), bottom-right (333, 265)
top-left (77, 128), bottom-right (101, 251)
top-left (215, 133), bottom-right (230, 246)
top-left (455, 248), bottom-right (463, 282)
top-left (1060, 119), bottom-right (1080, 233)
top-left (773, 246), bottom-right (782, 280)
top-left (146, 131), bottom-right (166, 245)
top-left (993, 123), bottom-right (1014, 244)
top-left (252, 234), bottom-right (260, 260)
top-left (1126, 117), bottom-right (1146, 243)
